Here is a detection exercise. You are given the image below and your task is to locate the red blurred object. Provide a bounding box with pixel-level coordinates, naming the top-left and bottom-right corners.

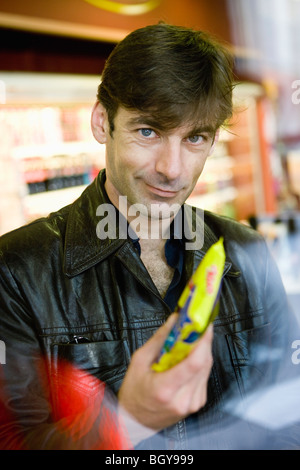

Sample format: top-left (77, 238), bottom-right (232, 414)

top-left (0, 360), bottom-right (132, 450)
top-left (50, 360), bottom-right (132, 450)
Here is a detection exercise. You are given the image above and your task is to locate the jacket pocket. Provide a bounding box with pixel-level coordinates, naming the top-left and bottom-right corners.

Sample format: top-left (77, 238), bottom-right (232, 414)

top-left (51, 339), bottom-right (129, 395)
top-left (226, 323), bottom-right (272, 397)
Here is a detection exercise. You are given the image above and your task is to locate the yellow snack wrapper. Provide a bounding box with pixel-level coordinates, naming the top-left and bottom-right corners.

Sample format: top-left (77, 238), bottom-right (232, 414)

top-left (152, 237), bottom-right (226, 372)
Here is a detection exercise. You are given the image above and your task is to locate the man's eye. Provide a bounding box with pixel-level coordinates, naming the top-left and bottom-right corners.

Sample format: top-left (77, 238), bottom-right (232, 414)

top-left (139, 128), bottom-right (154, 137)
top-left (187, 135), bottom-right (204, 144)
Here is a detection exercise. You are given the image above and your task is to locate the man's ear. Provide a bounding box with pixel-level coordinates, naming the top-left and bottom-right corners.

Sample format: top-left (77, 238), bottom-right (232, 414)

top-left (208, 129), bottom-right (220, 156)
top-left (91, 101), bottom-right (109, 144)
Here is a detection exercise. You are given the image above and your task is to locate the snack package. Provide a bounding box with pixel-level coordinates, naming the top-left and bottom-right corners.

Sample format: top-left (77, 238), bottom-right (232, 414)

top-left (152, 237), bottom-right (225, 372)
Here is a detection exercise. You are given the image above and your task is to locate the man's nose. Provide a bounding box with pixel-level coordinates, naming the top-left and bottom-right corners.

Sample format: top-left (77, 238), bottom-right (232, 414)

top-left (155, 140), bottom-right (182, 180)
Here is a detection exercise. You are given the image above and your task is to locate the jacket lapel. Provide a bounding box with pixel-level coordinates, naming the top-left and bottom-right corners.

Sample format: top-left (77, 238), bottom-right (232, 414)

top-left (63, 170), bottom-right (126, 277)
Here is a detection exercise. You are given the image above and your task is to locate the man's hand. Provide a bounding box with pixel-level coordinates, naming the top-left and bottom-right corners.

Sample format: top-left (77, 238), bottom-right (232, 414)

top-left (118, 314), bottom-right (214, 431)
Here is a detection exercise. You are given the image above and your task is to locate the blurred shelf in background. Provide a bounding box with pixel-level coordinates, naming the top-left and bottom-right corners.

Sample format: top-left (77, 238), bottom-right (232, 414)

top-left (0, 74), bottom-right (281, 235)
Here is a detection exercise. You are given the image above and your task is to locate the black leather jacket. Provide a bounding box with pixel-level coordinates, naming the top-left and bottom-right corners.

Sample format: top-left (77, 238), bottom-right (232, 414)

top-left (0, 170), bottom-right (296, 450)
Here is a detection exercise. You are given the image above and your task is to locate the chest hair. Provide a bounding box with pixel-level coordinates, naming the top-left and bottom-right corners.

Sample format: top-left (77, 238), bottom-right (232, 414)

top-left (139, 241), bottom-right (175, 298)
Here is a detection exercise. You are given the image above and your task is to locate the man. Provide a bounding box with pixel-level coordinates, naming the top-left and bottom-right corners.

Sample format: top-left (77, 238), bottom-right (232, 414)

top-left (0, 23), bottom-right (298, 450)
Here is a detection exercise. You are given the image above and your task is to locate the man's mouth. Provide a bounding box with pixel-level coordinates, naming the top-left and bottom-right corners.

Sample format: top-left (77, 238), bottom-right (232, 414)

top-left (145, 183), bottom-right (180, 198)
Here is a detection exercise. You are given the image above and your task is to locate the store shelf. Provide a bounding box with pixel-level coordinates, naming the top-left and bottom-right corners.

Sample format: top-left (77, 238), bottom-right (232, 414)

top-left (0, 76), bottom-right (278, 234)
top-left (187, 187), bottom-right (238, 215)
top-left (11, 140), bottom-right (103, 160)
top-left (23, 185), bottom-right (87, 221)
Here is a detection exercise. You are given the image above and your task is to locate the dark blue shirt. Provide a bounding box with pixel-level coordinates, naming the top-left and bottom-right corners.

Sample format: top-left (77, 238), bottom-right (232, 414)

top-left (131, 227), bottom-right (185, 312)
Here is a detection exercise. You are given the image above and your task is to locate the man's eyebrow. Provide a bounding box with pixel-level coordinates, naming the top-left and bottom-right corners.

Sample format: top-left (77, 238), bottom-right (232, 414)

top-left (126, 115), bottom-right (162, 129)
top-left (188, 125), bottom-right (216, 136)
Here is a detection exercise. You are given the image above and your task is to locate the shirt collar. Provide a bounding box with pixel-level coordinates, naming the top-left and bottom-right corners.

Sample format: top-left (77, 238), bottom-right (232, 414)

top-left (129, 209), bottom-right (185, 257)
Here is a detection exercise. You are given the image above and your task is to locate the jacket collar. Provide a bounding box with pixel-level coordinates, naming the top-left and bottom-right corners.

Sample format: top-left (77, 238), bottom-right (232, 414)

top-left (182, 205), bottom-right (238, 278)
top-left (64, 170), bottom-right (126, 277)
top-left (63, 169), bottom-right (238, 278)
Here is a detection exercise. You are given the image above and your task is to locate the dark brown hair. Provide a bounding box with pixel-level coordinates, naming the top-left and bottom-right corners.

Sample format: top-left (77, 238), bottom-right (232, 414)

top-left (97, 23), bottom-right (234, 134)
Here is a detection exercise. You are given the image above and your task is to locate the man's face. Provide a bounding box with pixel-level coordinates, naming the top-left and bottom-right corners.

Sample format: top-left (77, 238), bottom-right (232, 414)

top-left (93, 104), bottom-right (218, 220)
